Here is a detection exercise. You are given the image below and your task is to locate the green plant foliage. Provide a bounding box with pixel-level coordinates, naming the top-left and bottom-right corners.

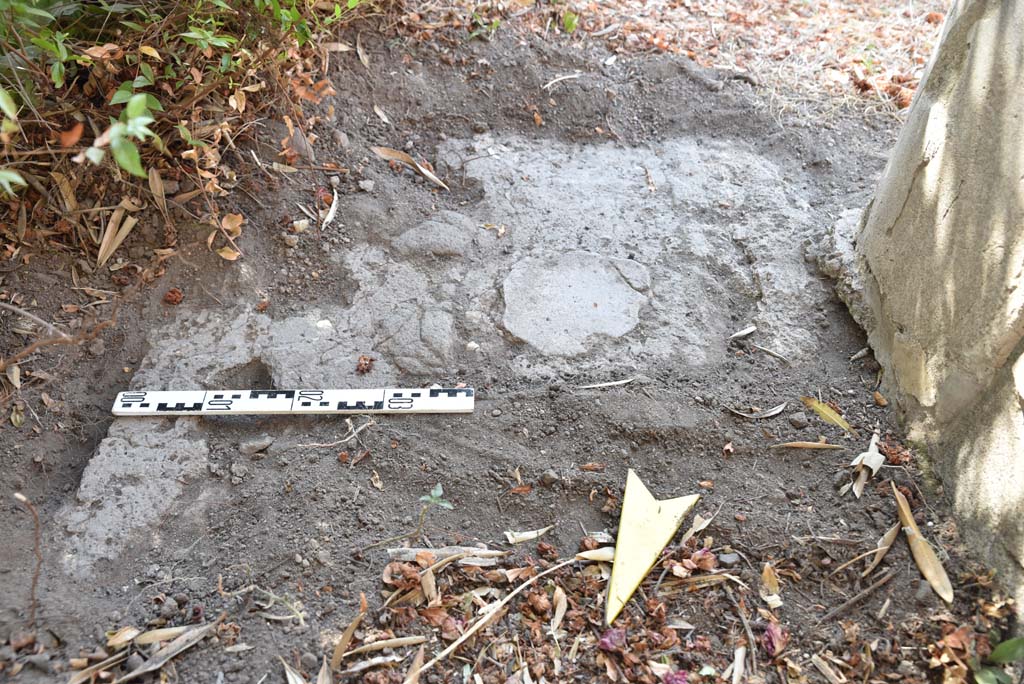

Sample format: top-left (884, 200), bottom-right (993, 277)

top-left (562, 10), bottom-right (578, 33)
top-left (989, 637), bottom-right (1024, 665)
top-left (419, 483), bottom-right (454, 510)
top-left (0, 169), bottom-right (26, 196)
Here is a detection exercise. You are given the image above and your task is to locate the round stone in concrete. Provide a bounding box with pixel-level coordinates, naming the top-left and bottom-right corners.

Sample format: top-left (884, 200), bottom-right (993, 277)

top-left (502, 252), bottom-right (648, 355)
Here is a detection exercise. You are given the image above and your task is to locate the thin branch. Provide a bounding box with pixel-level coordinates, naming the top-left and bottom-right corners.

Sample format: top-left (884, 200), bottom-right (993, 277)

top-left (296, 416), bottom-right (376, 449)
top-left (14, 493), bottom-right (42, 628)
top-left (815, 569), bottom-right (897, 625)
top-left (0, 302), bottom-right (70, 339)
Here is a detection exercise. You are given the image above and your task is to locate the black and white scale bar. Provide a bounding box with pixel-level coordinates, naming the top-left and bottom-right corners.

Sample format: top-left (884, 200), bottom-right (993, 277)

top-left (112, 387), bottom-right (474, 416)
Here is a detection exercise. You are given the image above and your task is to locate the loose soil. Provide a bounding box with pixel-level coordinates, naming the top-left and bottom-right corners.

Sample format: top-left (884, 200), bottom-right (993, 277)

top-left (0, 24), bottom-right (1011, 684)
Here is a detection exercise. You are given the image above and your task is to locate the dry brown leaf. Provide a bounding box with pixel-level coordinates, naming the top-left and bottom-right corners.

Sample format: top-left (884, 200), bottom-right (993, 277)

top-left (97, 200), bottom-right (141, 267)
top-left (148, 168), bottom-right (166, 216)
top-left (280, 657), bottom-right (308, 684)
top-left (770, 441), bottom-right (846, 450)
top-left (324, 41), bottom-right (352, 52)
top-left (216, 246), bottom-right (241, 261)
top-left (68, 653), bottom-right (129, 684)
top-left (5, 363), bottom-right (20, 389)
top-left (106, 625), bottom-right (141, 649)
top-left (892, 482), bottom-right (953, 603)
top-left (404, 645), bottom-right (426, 684)
top-left (679, 508), bottom-right (717, 545)
top-left (331, 612), bottom-right (363, 670)
top-left (60, 122), bottom-right (85, 148)
top-left (345, 635), bottom-right (427, 658)
top-left (504, 525), bottom-right (553, 544)
top-left (811, 654), bottom-right (845, 684)
top-left (421, 567), bottom-right (439, 606)
top-left (373, 105), bottom-right (390, 125)
top-left (356, 33), bottom-right (369, 69)
top-left (113, 621), bottom-right (219, 683)
top-left (549, 585), bottom-right (567, 635)
top-left (726, 402), bottom-right (787, 420)
top-left (760, 562), bottom-right (782, 608)
top-left (316, 656), bottom-right (332, 684)
top-left (801, 396), bottom-right (858, 436)
top-left (509, 484), bottom-right (532, 496)
top-left (370, 470), bottom-right (383, 490)
top-left (576, 547), bottom-right (615, 562)
top-left (862, 522), bottom-right (900, 577)
top-left (134, 626), bottom-right (189, 645)
top-left (370, 146), bottom-right (449, 190)
top-left (221, 213), bottom-right (244, 238)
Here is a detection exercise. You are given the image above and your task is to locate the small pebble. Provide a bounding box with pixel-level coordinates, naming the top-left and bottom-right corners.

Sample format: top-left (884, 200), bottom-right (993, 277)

top-left (788, 411), bottom-right (810, 429)
top-left (539, 469), bottom-right (560, 487)
top-left (283, 234), bottom-right (299, 248)
top-left (159, 601), bottom-right (178, 619)
top-left (300, 652), bottom-right (318, 670)
top-left (332, 131), bottom-right (349, 148)
top-left (491, 408), bottom-right (502, 417)
top-left (358, 180), bottom-right (375, 193)
top-left (466, 341), bottom-right (480, 352)
top-left (173, 593), bottom-right (189, 608)
top-left (718, 552), bottom-right (741, 568)
top-left (88, 338), bottom-right (105, 356)
top-left (126, 654), bottom-right (145, 672)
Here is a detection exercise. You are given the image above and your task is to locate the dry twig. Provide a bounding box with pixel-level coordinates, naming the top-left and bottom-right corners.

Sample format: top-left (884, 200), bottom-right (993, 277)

top-left (14, 492), bottom-right (42, 627)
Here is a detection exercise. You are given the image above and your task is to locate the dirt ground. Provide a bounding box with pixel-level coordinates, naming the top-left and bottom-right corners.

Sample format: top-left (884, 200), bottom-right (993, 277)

top-left (0, 22), bottom-right (1013, 684)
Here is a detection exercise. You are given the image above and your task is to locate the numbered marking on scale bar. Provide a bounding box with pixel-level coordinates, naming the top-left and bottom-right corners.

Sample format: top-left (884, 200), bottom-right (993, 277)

top-left (112, 388), bottom-right (474, 416)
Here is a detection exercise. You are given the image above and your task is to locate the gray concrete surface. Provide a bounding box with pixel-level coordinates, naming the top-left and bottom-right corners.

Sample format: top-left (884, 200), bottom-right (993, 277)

top-left (502, 252), bottom-right (648, 355)
top-left (62, 133), bottom-right (836, 578)
top-left (60, 418), bottom-right (208, 576)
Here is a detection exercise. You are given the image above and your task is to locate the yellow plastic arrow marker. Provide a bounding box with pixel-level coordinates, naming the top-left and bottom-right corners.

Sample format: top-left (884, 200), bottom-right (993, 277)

top-left (606, 469), bottom-right (700, 625)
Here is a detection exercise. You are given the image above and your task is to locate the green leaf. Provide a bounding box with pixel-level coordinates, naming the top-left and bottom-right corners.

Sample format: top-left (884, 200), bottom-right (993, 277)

top-left (140, 62), bottom-right (155, 85)
top-left (51, 61), bottom-right (66, 88)
top-left (437, 500), bottom-right (454, 510)
top-left (990, 638), bottom-right (1024, 664)
top-left (0, 169), bottom-right (27, 195)
top-left (110, 83), bottom-right (134, 105)
top-left (144, 94), bottom-right (164, 112)
top-left (562, 10), bottom-right (578, 33)
top-left (976, 667), bottom-right (1012, 684)
top-left (431, 483), bottom-right (443, 499)
top-left (20, 6), bottom-right (56, 22)
top-left (84, 146), bottom-right (105, 165)
top-left (0, 86), bottom-right (18, 120)
top-left (111, 138), bottom-right (146, 177)
top-left (347, 0), bottom-right (359, 8)
top-left (125, 93), bottom-right (148, 119)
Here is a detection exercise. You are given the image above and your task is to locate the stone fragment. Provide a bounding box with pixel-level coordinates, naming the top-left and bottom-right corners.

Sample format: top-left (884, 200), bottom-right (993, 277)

top-left (788, 412), bottom-right (809, 429)
top-left (240, 435), bottom-right (274, 455)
